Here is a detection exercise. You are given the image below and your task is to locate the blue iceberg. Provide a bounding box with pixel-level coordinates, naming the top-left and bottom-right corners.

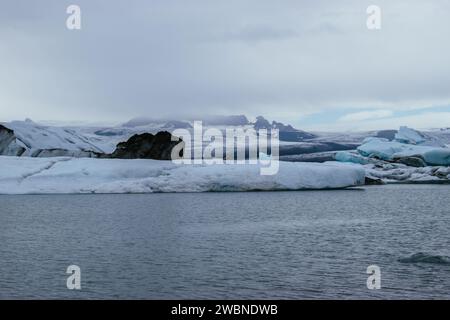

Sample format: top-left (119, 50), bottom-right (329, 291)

top-left (356, 138), bottom-right (450, 166)
top-left (335, 151), bottom-right (369, 165)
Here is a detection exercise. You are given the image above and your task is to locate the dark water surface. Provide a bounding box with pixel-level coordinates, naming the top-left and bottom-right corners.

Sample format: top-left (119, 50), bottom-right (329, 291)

top-left (1, 185), bottom-right (449, 299)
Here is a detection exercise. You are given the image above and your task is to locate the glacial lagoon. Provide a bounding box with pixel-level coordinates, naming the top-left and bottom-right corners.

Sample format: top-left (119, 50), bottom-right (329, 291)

top-left (0, 185), bottom-right (449, 299)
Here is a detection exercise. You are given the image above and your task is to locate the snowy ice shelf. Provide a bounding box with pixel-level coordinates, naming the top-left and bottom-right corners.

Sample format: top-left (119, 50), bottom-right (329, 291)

top-left (0, 157), bottom-right (365, 194)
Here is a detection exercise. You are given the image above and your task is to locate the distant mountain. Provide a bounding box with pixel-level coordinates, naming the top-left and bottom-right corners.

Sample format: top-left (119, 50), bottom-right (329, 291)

top-left (2, 117), bottom-right (447, 160)
top-left (161, 120), bottom-right (192, 129)
top-left (122, 115), bottom-right (249, 128)
top-left (122, 117), bottom-right (160, 128)
top-left (253, 116), bottom-right (316, 142)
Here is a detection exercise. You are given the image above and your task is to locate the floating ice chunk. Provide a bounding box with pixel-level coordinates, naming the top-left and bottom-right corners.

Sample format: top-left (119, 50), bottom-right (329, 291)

top-left (357, 139), bottom-right (450, 165)
top-left (0, 156), bottom-right (365, 194)
top-left (358, 140), bottom-right (420, 160)
top-left (335, 151), bottom-right (369, 165)
top-left (357, 135), bottom-right (450, 166)
top-left (422, 149), bottom-right (450, 166)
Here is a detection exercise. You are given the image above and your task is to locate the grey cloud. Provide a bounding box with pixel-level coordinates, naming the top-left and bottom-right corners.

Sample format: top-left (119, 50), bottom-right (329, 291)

top-left (0, 0), bottom-right (449, 127)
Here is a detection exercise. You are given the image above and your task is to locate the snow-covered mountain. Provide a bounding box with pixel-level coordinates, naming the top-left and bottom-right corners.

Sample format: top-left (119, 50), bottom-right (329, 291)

top-left (0, 116), bottom-right (321, 158)
top-left (1, 117), bottom-right (449, 161)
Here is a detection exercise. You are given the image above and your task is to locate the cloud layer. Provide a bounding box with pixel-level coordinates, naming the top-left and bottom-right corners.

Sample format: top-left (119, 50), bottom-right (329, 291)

top-left (0, 0), bottom-right (449, 129)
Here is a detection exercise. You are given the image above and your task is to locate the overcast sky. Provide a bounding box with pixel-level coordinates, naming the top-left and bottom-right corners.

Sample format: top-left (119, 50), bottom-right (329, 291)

top-left (1, 0), bottom-right (450, 130)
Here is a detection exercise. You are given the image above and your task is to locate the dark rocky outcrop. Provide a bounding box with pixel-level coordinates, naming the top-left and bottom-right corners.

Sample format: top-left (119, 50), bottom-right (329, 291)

top-left (109, 131), bottom-right (183, 160)
top-left (253, 116), bottom-right (272, 130)
top-left (365, 176), bottom-right (385, 185)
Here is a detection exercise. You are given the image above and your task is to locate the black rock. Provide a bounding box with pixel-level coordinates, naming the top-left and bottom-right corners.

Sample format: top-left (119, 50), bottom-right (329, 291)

top-left (365, 176), bottom-right (385, 185)
top-left (109, 131), bottom-right (183, 160)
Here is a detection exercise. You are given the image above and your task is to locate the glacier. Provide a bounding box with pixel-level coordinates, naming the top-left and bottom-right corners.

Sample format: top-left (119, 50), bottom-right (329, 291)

top-left (0, 156), bottom-right (365, 194)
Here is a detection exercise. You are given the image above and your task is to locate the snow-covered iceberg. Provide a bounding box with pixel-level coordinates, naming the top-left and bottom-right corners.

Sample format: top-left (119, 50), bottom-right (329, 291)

top-left (0, 120), bottom-right (106, 157)
top-left (394, 126), bottom-right (448, 147)
top-left (394, 126), bottom-right (426, 145)
top-left (0, 156), bottom-right (365, 194)
top-left (357, 138), bottom-right (450, 166)
top-left (334, 127), bottom-right (450, 184)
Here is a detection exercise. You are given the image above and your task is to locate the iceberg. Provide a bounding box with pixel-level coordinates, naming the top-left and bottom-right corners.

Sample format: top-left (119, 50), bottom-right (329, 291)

top-left (356, 138), bottom-right (450, 166)
top-left (335, 128), bottom-right (450, 183)
top-left (394, 126), bottom-right (426, 145)
top-left (394, 126), bottom-right (448, 147)
top-left (335, 151), bottom-right (369, 165)
top-left (1, 120), bottom-right (106, 157)
top-left (422, 149), bottom-right (450, 166)
top-left (0, 156), bottom-right (365, 194)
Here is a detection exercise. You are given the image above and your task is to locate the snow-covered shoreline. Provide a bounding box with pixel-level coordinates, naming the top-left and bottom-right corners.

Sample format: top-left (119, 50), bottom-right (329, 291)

top-left (0, 156), bottom-right (365, 194)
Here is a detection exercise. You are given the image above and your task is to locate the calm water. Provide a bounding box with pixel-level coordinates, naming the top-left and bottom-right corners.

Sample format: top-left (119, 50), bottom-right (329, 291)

top-left (0, 185), bottom-right (449, 299)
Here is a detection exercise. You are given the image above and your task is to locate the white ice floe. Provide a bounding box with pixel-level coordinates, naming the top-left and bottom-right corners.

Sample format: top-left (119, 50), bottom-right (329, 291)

top-left (0, 157), bottom-right (365, 194)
